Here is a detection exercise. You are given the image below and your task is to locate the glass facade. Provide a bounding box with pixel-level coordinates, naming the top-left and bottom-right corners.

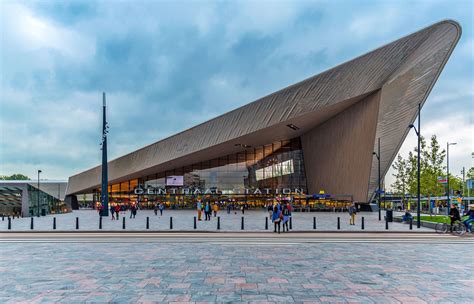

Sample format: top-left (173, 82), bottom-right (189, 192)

top-left (98, 138), bottom-right (308, 208)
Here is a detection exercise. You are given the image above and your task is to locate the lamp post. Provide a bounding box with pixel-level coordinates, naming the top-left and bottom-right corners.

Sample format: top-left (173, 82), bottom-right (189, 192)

top-left (447, 142), bottom-right (457, 214)
top-left (372, 138), bottom-right (381, 221)
top-left (100, 92), bottom-right (109, 216)
top-left (409, 103), bottom-right (421, 228)
top-left (37, 170), bottom-right (42, 217)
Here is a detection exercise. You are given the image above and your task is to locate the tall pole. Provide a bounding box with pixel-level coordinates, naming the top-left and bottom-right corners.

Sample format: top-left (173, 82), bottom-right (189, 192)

top-left (37, 170), bottom-right (41, 217)
top-left (417, 103), bottom-right (421, 228)
top-left (378, 138), bottom-right (381, 221)
top-left (101, 92), bottom-right (109, 216)
top-left (462, 167), bottom-right (466, 211)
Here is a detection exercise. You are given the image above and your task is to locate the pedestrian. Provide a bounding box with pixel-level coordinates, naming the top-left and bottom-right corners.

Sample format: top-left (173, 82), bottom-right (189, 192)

top-left (282, 204), bottom-right (290, 232)
top-left (241, 204), bottom-right (245, 215)
top-left (348, 203), bottom-right (356, 225)
top-left (197, 200), bottom-right (202, 221)
top-left (159, 202), bottom-right (165, 216)
top-left (462, 205), bottom-right (474, 232)
top-left (110, 205), bottom-right (115, 220)
top-left (267, 203), bottom-right (273, 219)
top-left (227, 203), bottom-right (231, 214)
top-left (449, 204), bottom-right (461, 232)
top-left (205, 202), bottom-right (211, 221)
top-left (115, 204), bottom-right (120, 220)
top-left (154, 203), bottom-right (158, 216)
top-left (130, 203), bottom-right (137, 219)
top-left (213, 202), bottom-right (219, 217)
top-left (272, 205), bottom-right (282, 234)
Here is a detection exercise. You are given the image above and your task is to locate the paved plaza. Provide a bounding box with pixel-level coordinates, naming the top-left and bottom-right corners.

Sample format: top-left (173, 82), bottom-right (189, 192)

top-left (0, 210), bottom-right (431, 232)
top-left (0, 233), bottom-right (472, 303)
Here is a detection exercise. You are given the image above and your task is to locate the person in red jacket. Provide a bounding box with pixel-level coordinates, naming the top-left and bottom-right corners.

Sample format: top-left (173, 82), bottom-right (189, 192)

top-left (114, 204), bottom-right (121, 220)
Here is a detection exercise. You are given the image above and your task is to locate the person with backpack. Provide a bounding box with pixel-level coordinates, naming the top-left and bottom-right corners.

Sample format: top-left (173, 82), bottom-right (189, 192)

top-left (348, 203), bottom-right (357, 225)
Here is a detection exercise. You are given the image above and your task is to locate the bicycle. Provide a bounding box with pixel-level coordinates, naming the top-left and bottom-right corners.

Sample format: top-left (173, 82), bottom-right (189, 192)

top-left (435, 218), bottom-right (466, 235)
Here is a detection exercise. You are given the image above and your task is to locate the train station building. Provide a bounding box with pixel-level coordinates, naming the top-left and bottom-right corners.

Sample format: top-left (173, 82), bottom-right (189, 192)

top-left (65, 21), bottom-right (460, 210)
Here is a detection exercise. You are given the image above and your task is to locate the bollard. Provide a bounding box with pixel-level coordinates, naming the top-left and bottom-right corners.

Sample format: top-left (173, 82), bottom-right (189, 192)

top-left (30, 217), bottom-right (34, 230)
top-left (313, 217), bottom-right (316, 230)
top-left (265, 217), bottom-right (268, 230)
top-left (123, 217), bottom-right (126, 229)
top-left (8, 217), bottom-right (11, 230)
top-left (241, 217), bottom-right (244, 230)
top-left (170, 217), bottom-right (173, 229)
top-left (53, 217), bottom-right (56, 230)
top-left (409, 218), bottom-right (413, 230)
top-left (217, 216), bottom-right (220, 230)
top-left (361, 217), bottom-right (365, 230)
top-left (289, 217), bottom-right (293, 230)
top-left (385, 218), bottom-right (389, 230)
top-left (2, 215), bottom-right (4, 221)
top-left (194, 216), bottom-right (197, 229)
top-left (75, 217), bottom-right (79, 230)
top-left (146, 217), bottom-right (149, 230)
top-left (337, 217), bottom-right (340, 230)
top-left (99, 216), bottom-right (102, 229)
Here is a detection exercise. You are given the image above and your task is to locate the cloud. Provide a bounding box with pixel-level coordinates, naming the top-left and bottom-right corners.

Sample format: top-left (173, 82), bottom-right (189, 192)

top-left (0, 0), bottom-right (472, 184)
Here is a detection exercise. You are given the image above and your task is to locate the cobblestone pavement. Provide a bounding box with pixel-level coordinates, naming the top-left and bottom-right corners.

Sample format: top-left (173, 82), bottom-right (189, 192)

top-left (0, 209), bottom-right (431, 232)
top-left (0, 235), bottom-right (472, 303)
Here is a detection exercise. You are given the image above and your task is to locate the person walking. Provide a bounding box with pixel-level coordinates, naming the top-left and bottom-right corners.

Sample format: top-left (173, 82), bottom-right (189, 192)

top-left (114, 204), bottom-right (120, 220)
top-left (110, 205), bottom-right (115, 220)
top-left (282, 204), bottom-right (290, 232)
top-left (449, 204), bottom-right (461, 232)
top-left (130, 203), bottom-right (137, 219)
top-left (213, 202), bottom-right (219, 217)
top-left (227, 203), bottom-right (231, 214)
top-left (159, 202), bottom-right (165, 216)
top-left (272, 205), bottom-right (282, 234)
top-left (348, 203), bottom-right (357, 225)
top-left (154, 203), bottom-right (158, 216)
top-left (197, 200), bottom-right (202, 221)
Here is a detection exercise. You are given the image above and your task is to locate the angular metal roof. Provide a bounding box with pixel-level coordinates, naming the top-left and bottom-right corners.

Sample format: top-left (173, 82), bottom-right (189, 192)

top-left (66, 20), bottom-right (461, 201)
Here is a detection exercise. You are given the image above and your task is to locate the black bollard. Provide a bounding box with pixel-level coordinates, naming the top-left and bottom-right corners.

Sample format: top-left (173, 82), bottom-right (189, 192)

top-left (337, 217), bottom-right (340, 230)
top-left (2, 215), bottom-right (4, 221)
top-left (385, 218), bottom-right (389, 230)
top-left (265, 217), bottom-right (268, 230)
top-left (123, 217), bottom-right (126, 229)
top-left (289, 217), bottom-right (293, 230)
top-left (146, 217), bottom-right (149, 229)
top-left (99, 216), bottom-right (102, 229)
top-left (241, 216), bottom-right (244, 230)
top-left (409, 218), bottom-right (413, 230)
top-left (313, 217), bottom-right (316, 230)
top-left (8, 217), bottom-right (11, 230)
top-left (30, 217), bottom-right (34, 230)
top-left (194, 216), bottom-right (197, 229)
top-left (76, 217), bottom-right (79, 230)
top-left (217, 216), bottom-right (220, 230)
top-left (53, 217), bottom-right (56, 230)
top-left (361, 217), bottom-right (365, 230)
top-left (170, 217), bottom-right (173, 229)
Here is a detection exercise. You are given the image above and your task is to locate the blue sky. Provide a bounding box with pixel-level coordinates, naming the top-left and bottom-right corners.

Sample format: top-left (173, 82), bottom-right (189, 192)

top-left (0, 0), bottom-right (473, 188)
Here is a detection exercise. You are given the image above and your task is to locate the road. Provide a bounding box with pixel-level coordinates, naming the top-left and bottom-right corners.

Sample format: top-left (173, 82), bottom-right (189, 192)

top-left (0, 232), bottom-right (472, 303)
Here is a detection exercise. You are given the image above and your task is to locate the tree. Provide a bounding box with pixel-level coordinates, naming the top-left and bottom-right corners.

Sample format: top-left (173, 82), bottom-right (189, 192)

top-left (420, 135), bottom-right (446, 197)
top-left (0, 174), bottom-right (30, 180)
top-left (467, 167), bottom-right (474, 180)
top-left (391, 154), bottom-right (409, 200)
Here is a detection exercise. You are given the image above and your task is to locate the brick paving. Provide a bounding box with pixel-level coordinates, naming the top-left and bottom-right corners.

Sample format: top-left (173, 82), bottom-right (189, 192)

top-left (0, 238), bottom-right (472, 303)
top-left (0, 209), bottom-right (431, 232)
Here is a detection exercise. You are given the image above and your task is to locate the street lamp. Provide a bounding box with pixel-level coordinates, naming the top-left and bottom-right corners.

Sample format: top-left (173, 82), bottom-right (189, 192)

top-left (37, 170), bottom-right (42, 217)
top-left (409, 103), bottom-right (421, 228)
top-left (447, 142), bottom-right (457, 214)
top-left (372, 137), bottom-right (381, 221)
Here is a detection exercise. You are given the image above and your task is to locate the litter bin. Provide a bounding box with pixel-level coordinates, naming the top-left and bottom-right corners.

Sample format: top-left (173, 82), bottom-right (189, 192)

top-left (386, 209), bottom-right (393, 222)
top-left (41, 209), bottom-right (46, 216)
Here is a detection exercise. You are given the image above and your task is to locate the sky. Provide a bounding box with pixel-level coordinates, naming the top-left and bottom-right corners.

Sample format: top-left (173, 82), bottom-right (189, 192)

top-left (0, 0), bottom-right (473, 189)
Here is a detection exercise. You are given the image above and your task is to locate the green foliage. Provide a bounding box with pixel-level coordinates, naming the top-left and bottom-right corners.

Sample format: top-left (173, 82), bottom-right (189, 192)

top-left (467, 167), bottom-right (474, 180)
top-left (0, 174), bottom-right (30, 180)
top-left (391, 135), bottom-right (458, 197)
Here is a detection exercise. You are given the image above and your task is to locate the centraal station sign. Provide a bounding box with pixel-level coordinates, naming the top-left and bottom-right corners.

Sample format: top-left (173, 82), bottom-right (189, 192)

top-left (134, 186), bottom-right (305, 195)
